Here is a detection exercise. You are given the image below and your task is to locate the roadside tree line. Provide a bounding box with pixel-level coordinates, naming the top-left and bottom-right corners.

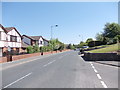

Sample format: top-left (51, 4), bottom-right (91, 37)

top-left (75, 22), bottom-right (120, 49)
top-left (26, 39), bottom-right (72, 54)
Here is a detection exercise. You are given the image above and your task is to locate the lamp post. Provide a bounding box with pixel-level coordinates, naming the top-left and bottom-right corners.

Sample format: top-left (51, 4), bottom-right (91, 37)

top-left (51, 25), bottom-right (58, 40)
top-left (50, 24), bottom-right (58, 53)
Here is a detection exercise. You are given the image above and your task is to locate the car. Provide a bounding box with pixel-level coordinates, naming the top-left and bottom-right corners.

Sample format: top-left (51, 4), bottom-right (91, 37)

top-left (82, 46), bottom-right (89, 49)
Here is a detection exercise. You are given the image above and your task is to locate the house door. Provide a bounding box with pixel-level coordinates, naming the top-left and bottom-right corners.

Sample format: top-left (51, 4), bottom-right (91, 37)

top-left (0, 48), bottom-right (2, 57)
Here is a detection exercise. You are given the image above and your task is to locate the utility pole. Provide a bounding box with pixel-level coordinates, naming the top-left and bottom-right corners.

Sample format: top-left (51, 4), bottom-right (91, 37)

top-left (50, 25), bottom-right (58, 53)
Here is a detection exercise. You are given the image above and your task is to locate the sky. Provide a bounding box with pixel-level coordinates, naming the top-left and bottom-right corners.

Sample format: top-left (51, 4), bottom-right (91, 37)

top-left (2, 2), bottom-right (118, 44)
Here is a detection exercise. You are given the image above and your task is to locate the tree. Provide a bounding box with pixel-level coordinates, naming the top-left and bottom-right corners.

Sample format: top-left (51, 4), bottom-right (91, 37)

top-left (49, 38), bottom-right (64, 51)
top-left (103, 23), bottom-right (120, 38)
top-left (95, 22), bottom-right (120, 45)
top-left (96, 33), bottom-right (104, 41)
top-left (78, 41), bottom-right (87, 48)
top-left (58, 44), bottom-right (65, 51)
top-left (67, 44), bottom-right (75, 49)
top-left (26, 46), bottom-right (33, 54)
top-left (33, 45), bottom-right (40, 53)
top-left (86, 38), bottom-right (93, 46)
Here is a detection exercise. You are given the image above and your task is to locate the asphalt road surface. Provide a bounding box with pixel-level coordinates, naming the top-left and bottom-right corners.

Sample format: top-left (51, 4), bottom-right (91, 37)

top-left (1, 51), bottom-right (118, 88)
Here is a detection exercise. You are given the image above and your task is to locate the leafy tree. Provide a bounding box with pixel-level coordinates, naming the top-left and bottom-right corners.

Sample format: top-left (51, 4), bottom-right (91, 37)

top-left (86, 38), bottom-right (93, 43)
top-left (67, 44), bottom-right (75, 49)
top-left (103, 23), bottom-right (120, 38)
top-left (26, 46), bottom-right (33, 54)
top-left (86, 38), bottom-right (93, 46)
top-left (78, 41), bottom-right (87, 48)
top-left (33, 45), bottom-right (40, 53)
top-left (49, 38), bottom-right (64, 51)
top-left (58, 44), bottom-right (65, 51)
top-left (95, 22), bottom-right (120, 45)
top-left (96, 33), bottom-right (104, 41)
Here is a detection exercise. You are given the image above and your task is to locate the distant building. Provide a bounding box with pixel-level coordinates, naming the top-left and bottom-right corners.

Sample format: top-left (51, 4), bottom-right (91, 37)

top-left (22, 35), bottom-right (49, 47)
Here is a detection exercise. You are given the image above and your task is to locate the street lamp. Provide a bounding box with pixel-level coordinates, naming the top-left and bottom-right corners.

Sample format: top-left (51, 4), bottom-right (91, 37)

top-left (50, 24), bottom-right (58, 53)
top-left (51, 24), bottom-right (58, 40)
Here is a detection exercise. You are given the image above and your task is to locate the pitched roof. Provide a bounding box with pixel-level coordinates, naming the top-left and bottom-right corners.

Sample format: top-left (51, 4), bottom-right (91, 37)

top-left (5, 27), bottom-right (15, 33)
top-left (42, 37), bottom-right (49, 42)
top-left (29, 36), bottom-right (41, 40)
top-left (22, 35), bottom-right (49, 42)
top-left (21, 41), bottom-right (29, 48)
top-left (0, 24), bottom-right (3, 27)
top-left (5, 27), bottom-right (22, 37)
top-left (0, 24), bottom-right (7, 33)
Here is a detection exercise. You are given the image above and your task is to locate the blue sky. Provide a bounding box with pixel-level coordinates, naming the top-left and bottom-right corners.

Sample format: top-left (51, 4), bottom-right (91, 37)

top-left (2, 2), bottom-right (118, 44)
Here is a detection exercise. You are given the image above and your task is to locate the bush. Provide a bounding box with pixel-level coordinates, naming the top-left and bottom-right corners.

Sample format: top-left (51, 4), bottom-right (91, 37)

top-left (58, 44), bottom-right (64, 51)
top-left (26, 46), bottom-right (33, 54)
top-left (40, 46), bottom-right (51, 52)
top-left (33, 45), bottom-right (40, 53)
top-left (88, 41), bottom-right (103, 47)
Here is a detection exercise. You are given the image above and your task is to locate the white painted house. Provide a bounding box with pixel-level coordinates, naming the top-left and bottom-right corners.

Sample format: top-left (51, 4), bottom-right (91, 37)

top-left (5, 27), bottom-right (22, 55)
top-left (0, 24), bottom-right (7, 57)
top-left (22, 35), bottom-right (49, 47)
top-left (0, 24), bottom-right (22, 57)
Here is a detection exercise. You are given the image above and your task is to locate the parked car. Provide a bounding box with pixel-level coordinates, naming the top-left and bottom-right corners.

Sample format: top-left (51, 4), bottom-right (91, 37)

top-left (82, 46), bottom-right (89, 49)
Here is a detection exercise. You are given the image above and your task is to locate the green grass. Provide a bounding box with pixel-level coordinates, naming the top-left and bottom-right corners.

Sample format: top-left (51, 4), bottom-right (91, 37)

top-left (87, 44), bottom-right (119, 53)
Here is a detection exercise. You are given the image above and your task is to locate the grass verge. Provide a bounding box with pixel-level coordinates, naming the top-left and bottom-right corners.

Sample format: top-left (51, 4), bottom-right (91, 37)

top-left (87, 44), bottom-right (118, 53)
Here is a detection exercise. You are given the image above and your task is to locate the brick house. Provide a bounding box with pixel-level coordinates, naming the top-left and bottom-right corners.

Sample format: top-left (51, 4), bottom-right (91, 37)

top-left (0, 24), bottom-right (22, 57)
top-left (22, 35), bottom-right (49, 47)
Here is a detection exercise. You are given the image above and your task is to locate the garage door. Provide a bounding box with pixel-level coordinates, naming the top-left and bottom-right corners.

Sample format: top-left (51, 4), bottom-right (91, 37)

top-left (0, 48), bottom-right (2, 57)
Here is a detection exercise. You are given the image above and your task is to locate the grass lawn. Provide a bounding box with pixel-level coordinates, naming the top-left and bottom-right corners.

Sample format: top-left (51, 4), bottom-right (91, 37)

top-left (87, 44), bottom-right (119, 53)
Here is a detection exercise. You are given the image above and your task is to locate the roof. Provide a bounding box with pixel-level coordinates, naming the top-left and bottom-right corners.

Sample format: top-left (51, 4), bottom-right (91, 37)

top-left (29, 36), bottom-right (41, 40)
top-left (0, 24), bottom-right (3, 27)
top-left (5, 27), bottom-right (14, 33)
top-left (5, 27), bottom-right (22, 37)
top-left (42, 37), bottom-right (49, 42)
top-left (22, 35), bottom-right (49, 42)
top-left (0, 24), bottom-right (7, 33)
top-left (21, 41), bottom-right (29, 48)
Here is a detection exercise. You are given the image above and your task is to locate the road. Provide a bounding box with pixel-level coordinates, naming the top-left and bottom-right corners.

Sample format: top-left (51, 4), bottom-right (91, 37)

top-left (1, 51), bottom-right (118, 88)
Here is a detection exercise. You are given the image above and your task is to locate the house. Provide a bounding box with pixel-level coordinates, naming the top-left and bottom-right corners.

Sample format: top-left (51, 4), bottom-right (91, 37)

top-left (0, 24), bottom-right (7, 57)
top-left (4, 27), bottom-right (22, 55)
top-left (22, 35), bottom-right (49, 47)
top-left (0, 24), bottom-right (22, 57)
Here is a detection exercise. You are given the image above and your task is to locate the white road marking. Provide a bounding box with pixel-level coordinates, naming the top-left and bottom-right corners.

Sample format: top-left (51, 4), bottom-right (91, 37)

top-left (91, 63), bottom-right (93, 66)
top-left (89, 62), bottom-right (92, 64)
top-left (97, 74), bottom-right (102, 79)
top-left (91, 65), bottom-right (95, 69)
top-left (58, 56), bottom-right (63, 59)
top-left (43, 60), bottom-right (56, 67)
top-left (3, 72), bottom-right (32, 88)
top-left (101, 81), bottom-right (108, 88)
top-left (90, 62), bottom-right (108, 88)
top-left (93, 68), bottom-right (98, 73)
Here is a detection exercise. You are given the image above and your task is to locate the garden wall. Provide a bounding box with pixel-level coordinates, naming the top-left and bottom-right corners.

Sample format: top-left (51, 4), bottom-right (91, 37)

top-left (83, 52), bottom-right (120, 61)
top-left (0, 49), bottom-right (70, 63)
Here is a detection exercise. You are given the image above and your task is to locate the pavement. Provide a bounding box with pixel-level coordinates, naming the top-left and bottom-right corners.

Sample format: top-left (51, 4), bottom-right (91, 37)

top-left (95, 61), bottom-right (120, 67)
top-left (79, 53), bottom-right (119, 67)
top-left (0, 50), bottom-right (118, 89)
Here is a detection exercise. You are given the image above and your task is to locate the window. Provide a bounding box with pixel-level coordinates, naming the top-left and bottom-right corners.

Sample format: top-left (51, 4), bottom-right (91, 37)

top-left (10, 35), bottom-right (17, 42)
top-left (40, 41), bottom-right (42, 44)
